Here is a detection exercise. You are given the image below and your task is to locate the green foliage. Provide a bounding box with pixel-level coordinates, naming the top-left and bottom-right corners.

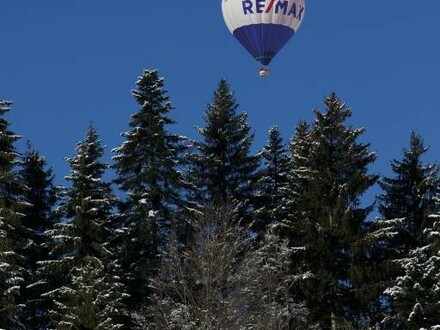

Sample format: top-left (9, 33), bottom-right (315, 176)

top-left (2, 74), bottom-right (440, 329)
top-left (286, 93), bottom-right (378, 328)
top-left (188, 79), bottom-right (260, 223)
top-left (113, 69), bottom-right (185, 219)
top-left (39, 125), bottom-right (126, 329)
top-left (367, 132), bottom-right (440, 325)
top-left (19, 143), bottom-right (58, 233)
top-left (378, 131), bottom-right (439, 246)
top-left (0, 100), bottom-right (28, 328)
top-left (385, 216), bottom-right (440, 329)
top-left (278, 120), bottom-right (312, 235)
top-left (254, 125), bottom-right (290, 230)
top-left (112, 69), bottom-right (187, 308)
top-left (42, 256), bottom-right (127, 330)
top-left (16, 144), bottom-right (59, 328)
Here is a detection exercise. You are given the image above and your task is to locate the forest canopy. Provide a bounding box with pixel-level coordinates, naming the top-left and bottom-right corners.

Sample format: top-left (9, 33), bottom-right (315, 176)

top-left (1, 70), bottom-right (439, 329)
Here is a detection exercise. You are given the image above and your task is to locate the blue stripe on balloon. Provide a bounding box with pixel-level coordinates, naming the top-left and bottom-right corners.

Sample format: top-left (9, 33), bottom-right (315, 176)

top-left (233, 24), bottom-right (295, 66)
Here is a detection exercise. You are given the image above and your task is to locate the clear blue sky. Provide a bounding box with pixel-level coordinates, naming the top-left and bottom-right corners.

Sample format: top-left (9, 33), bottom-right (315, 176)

top-left (1, 1), bottom-right (440, 205)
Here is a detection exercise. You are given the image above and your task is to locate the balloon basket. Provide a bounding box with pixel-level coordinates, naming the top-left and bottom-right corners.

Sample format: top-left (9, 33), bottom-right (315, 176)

top-left (259, 67), bottom-right (270, 77)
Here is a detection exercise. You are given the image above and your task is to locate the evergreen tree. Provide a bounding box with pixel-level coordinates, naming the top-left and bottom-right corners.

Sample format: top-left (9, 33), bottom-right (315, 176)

top-left (378, 131), bottom-right (438, 248)
top-left (188, 79), bottom-right (259, 223)
top-left (19, 143), bottom-right (57, 235)
top-left (254, 126), bottom-right (290, 230)
top-left (39, 125), bottom-right (126, 329)
top-left (287, 93), bottom-right (377, 328)
top-left (112, 69), bottom-right (186, 308)
top-left (17, 144), bottom-right (58, 328)
top-left (384, 203), bottom-right (440, 329)
top-left (372, 132), bottom-right (439, 327)
top-left (0, 100), bottom-right (28, 328)
top-left (277, 120), bottom-right (312, 237)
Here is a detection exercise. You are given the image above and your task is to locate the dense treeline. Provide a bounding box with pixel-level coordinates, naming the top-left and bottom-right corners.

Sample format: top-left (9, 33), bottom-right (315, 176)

top-left (1, 70), bottom-right (439, 329)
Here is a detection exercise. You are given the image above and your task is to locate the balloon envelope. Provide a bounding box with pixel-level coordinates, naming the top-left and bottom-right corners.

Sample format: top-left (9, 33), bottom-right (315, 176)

top-left (222, 0), bottom-right (305, 66)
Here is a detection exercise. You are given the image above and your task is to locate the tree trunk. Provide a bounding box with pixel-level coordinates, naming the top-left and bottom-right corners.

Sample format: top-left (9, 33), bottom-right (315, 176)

top-left (331, 311), bottom-right (337, 330)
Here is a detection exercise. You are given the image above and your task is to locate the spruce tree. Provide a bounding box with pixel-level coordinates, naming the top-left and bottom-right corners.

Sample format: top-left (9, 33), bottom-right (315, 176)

top-left (372, 132), bottom-right (439, 327)
top-left (19, 143), bottom-right (57, 235)
top-left (188, 79), bottom-right (259, 223)
top-left (287, 93), bottom-right (377, 328)
top-left (39, 125), bottom-right (126, 329)
top-left (277, 120), bottom-right (312, 237)
top-left (378, 131), bottom-right (438, 248)
top-left (384, 204), bottom-right (440, 329)
top-left (254, 126), bottom-right (290, 230)
top-left (17, 144), bottom-right (58, 329)
top-left (112, 69), bottom-right (186, 308)
top-left (0, 100), bottom-right (28, 328)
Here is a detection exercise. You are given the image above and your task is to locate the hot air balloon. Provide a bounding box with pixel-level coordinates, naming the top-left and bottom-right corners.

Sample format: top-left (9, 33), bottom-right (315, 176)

top-left (222, 0), bottom-right (305, 77)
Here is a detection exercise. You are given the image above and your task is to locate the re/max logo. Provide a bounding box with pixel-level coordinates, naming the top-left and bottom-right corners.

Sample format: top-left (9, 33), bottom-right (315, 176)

top-left (242, 0), bottom-right (305, 19)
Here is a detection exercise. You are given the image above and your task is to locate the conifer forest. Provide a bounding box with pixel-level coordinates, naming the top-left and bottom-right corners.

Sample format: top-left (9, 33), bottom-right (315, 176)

top-left (1, 69), bottom-right (440, 330)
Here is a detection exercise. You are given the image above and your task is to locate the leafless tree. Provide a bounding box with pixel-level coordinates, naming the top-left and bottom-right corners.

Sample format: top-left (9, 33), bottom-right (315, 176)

top-left (139, 204), bottom-right (311, 329)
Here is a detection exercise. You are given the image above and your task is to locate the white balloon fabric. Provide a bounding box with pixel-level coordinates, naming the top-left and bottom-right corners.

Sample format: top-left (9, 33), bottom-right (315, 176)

top-left (222, 0), bottom-right (305, 66)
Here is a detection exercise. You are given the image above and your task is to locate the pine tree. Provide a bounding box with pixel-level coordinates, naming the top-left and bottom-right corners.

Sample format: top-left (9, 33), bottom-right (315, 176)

top-left (188, 79), bottom-right (259, 223)
top-left (44, 255), bottom-right (127, 330)
top-left (112, 69), bottom-right (187, 308)
top-left (378, 131), bottom-right (438, 248)
top-left (372, 132), bottom-right (439, 327)
top-left (277, 120), bottom-right (312, 238)
top-left (17, 144), bottom-right (58, 328)
top-left (384, 203), bottom-right (440, 329)
top-left (254, 126), bottom-right (290, 231)
top-left (287, 93), bottom-right (378, 328)
top-left (0, 100), bottom-right (28, 328)
top-left (39, 125), bottom-right (126, 329)
top-left (19, 143), bottom-right (57, 235)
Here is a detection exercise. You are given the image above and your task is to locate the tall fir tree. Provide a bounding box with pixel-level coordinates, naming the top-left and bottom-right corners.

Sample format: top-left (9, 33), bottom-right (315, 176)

top-left (277, 120), bottom-right (312, 236)
top-left (18, 143), bottom-right (57, 235)
top-left (254, 125), bottom-right (290, 231)
top-left (17, 144), bottom-right (58, 329)
top-left (371, 132), bottom-right (439, 327)
top-left (188, 79), bottom-right (259, 223)
top-left (112, 69), bottom-right (187, 308)
top-left (378, 131), bottom-right (438, 248)
top-left (39, 125), bottom-right (127, 329)
top-left (0, 100), bottom-right (28, 328)
top-left (286, 93), bottom-right (378, 328)
top-left (384, 198), bottom-right (440, 329)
